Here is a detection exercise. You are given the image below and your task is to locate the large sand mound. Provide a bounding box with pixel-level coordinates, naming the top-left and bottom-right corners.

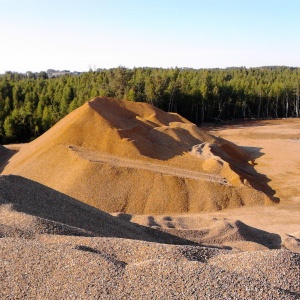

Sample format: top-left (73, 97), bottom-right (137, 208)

top-left (1, 97), bottom-right (274, 214)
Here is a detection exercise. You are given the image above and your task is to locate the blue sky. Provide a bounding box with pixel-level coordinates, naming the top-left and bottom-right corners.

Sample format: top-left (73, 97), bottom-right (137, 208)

top-left (0, 0), bottom-right (299, 73)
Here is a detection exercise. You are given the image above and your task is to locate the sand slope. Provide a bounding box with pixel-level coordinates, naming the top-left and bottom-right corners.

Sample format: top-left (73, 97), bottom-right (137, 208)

top-left (121, 119), bottom-right (300, 252)
top-left (0, 174), bottom-right (194, 245)
top-left (125, 211), bottom-right (300, 253)
top-left (1, 97), bottom-right (273, 214)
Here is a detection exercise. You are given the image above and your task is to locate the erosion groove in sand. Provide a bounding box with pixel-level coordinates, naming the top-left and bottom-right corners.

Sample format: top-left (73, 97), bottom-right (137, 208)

top-left (70, 145), bottom-right (228, 185)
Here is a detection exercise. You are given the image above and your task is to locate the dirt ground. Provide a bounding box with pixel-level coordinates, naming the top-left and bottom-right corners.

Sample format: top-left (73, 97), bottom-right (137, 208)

top-left (126, 119), bottom-right (300, 244)
top-left (0, 118), bottom-right (299, 299)
top-left (206, 119), bottom-right (300, 204)
top-left (1, 118), bottom-right (300, 245)
top-left (2, 119), bottom-right (300, 237)
top-left (192, 119), bottom-right (300, 235)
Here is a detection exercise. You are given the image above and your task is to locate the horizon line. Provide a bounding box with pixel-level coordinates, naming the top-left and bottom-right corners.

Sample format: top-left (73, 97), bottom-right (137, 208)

top-left (1, 65), bottom-right (300, 75)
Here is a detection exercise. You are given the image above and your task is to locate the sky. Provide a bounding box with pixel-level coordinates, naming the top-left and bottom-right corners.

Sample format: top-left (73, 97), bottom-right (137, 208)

top-left (0, 0), bottom-right (300, 73)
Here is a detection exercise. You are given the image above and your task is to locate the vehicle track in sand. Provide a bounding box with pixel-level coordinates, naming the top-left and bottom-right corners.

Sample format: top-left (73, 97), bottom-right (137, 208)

top-left (69, 145), bottom-right (229, 185)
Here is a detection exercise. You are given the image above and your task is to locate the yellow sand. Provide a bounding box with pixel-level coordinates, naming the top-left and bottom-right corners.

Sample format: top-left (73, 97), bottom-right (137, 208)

top-left (2, 97), bottom-right (272, 214)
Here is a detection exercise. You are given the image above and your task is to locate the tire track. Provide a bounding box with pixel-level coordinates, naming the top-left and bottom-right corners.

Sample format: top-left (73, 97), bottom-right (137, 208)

top-left (69, 146), bottom-right (229, 185)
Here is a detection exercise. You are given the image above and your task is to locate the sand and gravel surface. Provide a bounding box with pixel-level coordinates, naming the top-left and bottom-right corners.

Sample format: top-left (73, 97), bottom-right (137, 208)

top-left (125, 119), bottom-right (300, 248)
top-left (0, 180), bottom-right (299, 300)
top-left (0, 99), bottom-right (300, 299)
top-left (1, 236), bottom-right (299, 299)
top-left (0, 174), bottom-right (298, 299)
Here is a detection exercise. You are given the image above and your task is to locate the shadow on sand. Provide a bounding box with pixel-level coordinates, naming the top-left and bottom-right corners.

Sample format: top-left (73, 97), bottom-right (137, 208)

top-left (0, 146), bottom-right (18, 173)
top-left (231, 146), bottom-right (279, 202)
top-left (0, 175), bottom-right (284, 250)
top-left (116, 214), bottom-right (283, 250)
top-left (0, 175), bottom-right (199, 246)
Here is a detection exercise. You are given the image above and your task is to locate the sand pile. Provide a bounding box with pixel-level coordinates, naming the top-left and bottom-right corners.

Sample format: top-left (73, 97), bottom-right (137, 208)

top-left (122, 212), bottom-right (300, 253)
top-left (0, 176), bottom-right (299, 298)
top-left (1, 97), bottom-right (274, 214)
top-left (0, 145), bottom-right (16, 173)
top-left (0, 174), bottom-right (195, 245)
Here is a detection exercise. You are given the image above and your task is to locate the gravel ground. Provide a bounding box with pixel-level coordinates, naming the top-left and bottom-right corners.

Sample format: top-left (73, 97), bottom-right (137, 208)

top-left (0, 237), bottom-right (299, 299)
top-left (0, 173), bottom-right (299, 299)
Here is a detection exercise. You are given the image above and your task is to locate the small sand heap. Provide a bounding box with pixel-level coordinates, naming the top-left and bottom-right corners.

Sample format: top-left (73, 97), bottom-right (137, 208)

top-left (2, 97), bottom-right (274, 214)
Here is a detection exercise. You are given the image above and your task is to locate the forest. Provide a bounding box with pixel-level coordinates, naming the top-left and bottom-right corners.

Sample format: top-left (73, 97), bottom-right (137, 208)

top-left (0, 66), bottom-right (299, 143)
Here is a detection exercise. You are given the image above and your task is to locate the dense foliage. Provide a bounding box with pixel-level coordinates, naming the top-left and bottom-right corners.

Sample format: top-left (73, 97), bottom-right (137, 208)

top-left (0, 66), bottom-right (299, 143)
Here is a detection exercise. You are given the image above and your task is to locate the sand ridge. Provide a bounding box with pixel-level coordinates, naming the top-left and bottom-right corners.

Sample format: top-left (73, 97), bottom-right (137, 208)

top-left (1, 97), bottom-right (274, 214)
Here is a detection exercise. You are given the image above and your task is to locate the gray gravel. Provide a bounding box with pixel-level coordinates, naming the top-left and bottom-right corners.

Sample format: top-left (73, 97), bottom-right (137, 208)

top-left (0, 237), bottom-right (299, 299)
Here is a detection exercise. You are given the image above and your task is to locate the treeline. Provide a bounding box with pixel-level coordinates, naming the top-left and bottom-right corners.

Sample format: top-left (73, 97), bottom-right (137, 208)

top-left (0, 66), bottom-right (299, 143)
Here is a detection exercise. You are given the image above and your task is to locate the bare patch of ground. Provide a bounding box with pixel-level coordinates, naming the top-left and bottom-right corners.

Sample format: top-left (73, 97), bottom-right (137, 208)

top-left (123, 119), bottom-right (300, 251)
